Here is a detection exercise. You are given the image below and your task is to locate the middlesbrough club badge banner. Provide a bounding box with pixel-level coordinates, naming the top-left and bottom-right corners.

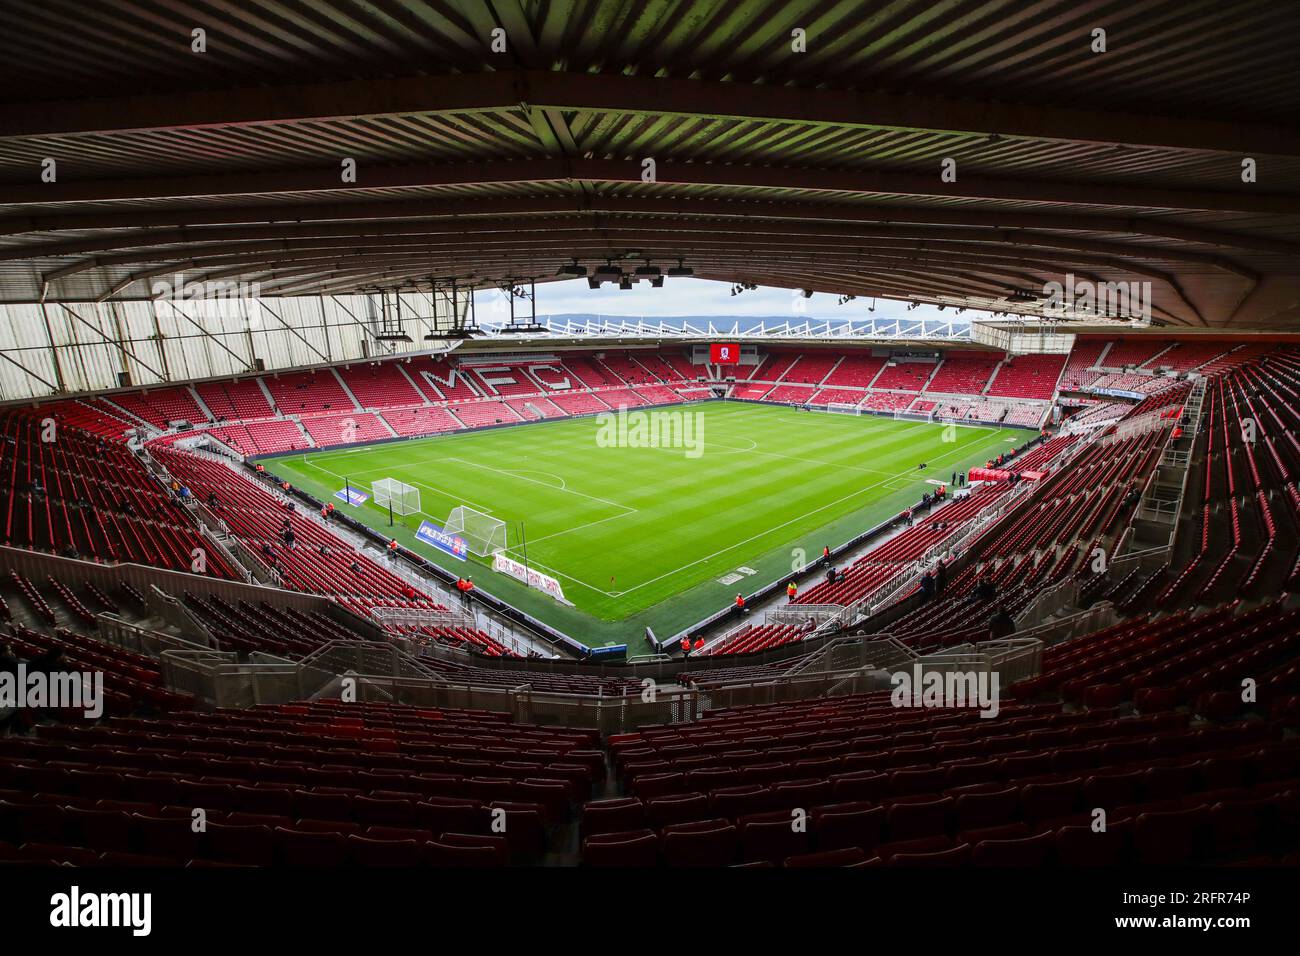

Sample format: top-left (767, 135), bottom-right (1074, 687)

top-left (710, 342), bottom-right (741, 364)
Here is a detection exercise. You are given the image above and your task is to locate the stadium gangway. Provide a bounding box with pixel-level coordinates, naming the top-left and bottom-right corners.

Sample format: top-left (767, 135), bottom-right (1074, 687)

top-left (767, 604), bottom-right (844, 627)
top-left (97, 611), bottom-right (217, 656)
top-left (1009, 575), bottom-right (1085, 633)
top-left (1131, 395), bottom-right (1202, 542)
top-left (160, 648), bottom-right (307, 709)
top-left (1010, 601), bottom-right (1120, 648)
top-left (692, 667), bottom-right (893, 712)
top-left (913, 636), bottom-right (1044, 688)
top-left (782, 635), bottom-right (914, 677)
top-left (694, 636), bottom-right (1039, 708)
top-left (371, 604), bottom-right (479, 632)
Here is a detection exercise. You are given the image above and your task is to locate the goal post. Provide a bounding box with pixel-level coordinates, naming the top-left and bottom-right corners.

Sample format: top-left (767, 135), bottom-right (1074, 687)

top-left (445, 505), bottom-right (508, 556)
top-left (372, 478), bottom-right (421, 517)
top-left (826, 401), bottom-right (863, 415)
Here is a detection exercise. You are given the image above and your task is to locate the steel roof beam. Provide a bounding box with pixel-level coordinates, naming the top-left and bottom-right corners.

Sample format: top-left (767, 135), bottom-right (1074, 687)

top-left (1, 157), bottom-right (1287, 215)
top-left (1, 69), bottom-right (1295, 156)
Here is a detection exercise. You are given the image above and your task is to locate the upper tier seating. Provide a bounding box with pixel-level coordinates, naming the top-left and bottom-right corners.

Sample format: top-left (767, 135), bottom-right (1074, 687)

top-left (986, 354), bottom-right (1067, 401)
top-left (652, 354), bottom-right (697, 381)
top-left (381, 406), bottom-right (462, 437)
top-left (1102, 339), bottom-right (1171, 369)
top-left (107, 388), bottom-right (207, 428)
top-left (758, 354), bottom-right (801, 382)
top-left (563, 358), bottom-right (618, 388)
top-left (1060, 340), bottom-right (1108, 391)
top-left (1142, 341), bottom-right (1232, 373)
top-left (196, 380), bottom-right (274, 421)
top-left (782, 353), bottom-right (840, 385)
top-left (597, 354), bottom-right (660, 386)
top-left (300, 413), bottom-right (390, 447)
top-left (337, 363), bottom-right (425, 409)
top-left (870, 362), bottom-right (935, 392)
top-left (208, 419), bottom-right (309, 455)
top-left (264, 371), bottom-right (355, 415)
top-left (404, 358), bottom-right (483, 403)
top-left (926, 352), bottom-right (1001, 395)
top-left (822, 354), bottom-right (886, 388)
top-left (466, 363), bottom-right (545, 397)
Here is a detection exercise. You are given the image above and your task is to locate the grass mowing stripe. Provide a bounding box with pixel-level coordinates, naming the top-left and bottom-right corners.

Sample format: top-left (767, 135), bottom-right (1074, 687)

top-left (267, 401), bottom-right (1025, 648)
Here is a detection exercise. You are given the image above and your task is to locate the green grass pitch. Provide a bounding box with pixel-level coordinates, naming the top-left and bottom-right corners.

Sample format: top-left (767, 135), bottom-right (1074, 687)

top-left (268, 402), bottom-right (1024, 650)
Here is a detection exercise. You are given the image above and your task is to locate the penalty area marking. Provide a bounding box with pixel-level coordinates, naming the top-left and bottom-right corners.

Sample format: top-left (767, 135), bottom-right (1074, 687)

top-left (295, 421), bottom-right (1007, 605)
top-left (565, 427), bottom-right (1003, 601)
top-left (296, 457), bottom-right (498, 516)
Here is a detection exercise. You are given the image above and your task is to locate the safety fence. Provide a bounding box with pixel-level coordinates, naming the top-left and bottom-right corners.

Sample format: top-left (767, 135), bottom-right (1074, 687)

top-left (158, 639), bottom-right (699, 734)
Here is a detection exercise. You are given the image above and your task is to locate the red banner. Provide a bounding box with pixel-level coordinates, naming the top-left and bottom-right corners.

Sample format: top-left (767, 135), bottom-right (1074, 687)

top-left (710, 343), bottom-right (740, 364)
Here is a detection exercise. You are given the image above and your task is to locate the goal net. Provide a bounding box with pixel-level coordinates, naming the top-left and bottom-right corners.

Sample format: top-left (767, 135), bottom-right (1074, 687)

top-left (893, 409), bottom-right (934, 423)
top-left (826, 402), bottom-right (863, 415)
top-left (372, 478), bottom-right (421, 516)
top-left (445, 505), bottom-right (508, 556)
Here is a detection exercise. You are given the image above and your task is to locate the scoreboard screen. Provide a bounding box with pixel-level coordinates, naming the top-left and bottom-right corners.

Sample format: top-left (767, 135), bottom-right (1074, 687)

top-left (710, 343), bottom-right (741, 364)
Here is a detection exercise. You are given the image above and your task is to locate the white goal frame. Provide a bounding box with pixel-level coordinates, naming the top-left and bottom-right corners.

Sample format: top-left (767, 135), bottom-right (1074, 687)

top-left (372, 478), bottom-right (421, 516)
top-left (445, 505), bottom-right (508, 556)
top-left (826, 401), bottom-right (863, 415)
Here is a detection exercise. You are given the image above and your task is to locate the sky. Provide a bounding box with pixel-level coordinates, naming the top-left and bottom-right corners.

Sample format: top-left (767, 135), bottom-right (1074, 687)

top-left (472, 277), bottom-right (991, 324)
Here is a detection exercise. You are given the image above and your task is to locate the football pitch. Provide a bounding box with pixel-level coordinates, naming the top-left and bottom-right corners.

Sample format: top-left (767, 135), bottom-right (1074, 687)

top-left (268, 402), bottom-right (1024, 649)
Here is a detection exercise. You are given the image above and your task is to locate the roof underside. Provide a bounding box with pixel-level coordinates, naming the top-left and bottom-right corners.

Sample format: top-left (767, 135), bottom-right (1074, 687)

top-left (0, 0), bottom-right (1296, 329)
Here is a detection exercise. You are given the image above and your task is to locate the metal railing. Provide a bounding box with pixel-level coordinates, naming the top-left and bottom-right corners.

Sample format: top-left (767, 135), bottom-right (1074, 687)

top-left (160, 648), bottom-right (308, 709)
top-left (1012, 601), bottom-right (1120, 648)
top-left (97, 613), bottom-right (214, 656)
top-left (157, 639), bottom-right (701, 732)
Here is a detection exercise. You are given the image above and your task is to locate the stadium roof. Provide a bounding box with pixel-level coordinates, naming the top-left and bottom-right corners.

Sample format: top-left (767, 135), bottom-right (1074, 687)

top-left (0, 0), bottom-right (1296, 328)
